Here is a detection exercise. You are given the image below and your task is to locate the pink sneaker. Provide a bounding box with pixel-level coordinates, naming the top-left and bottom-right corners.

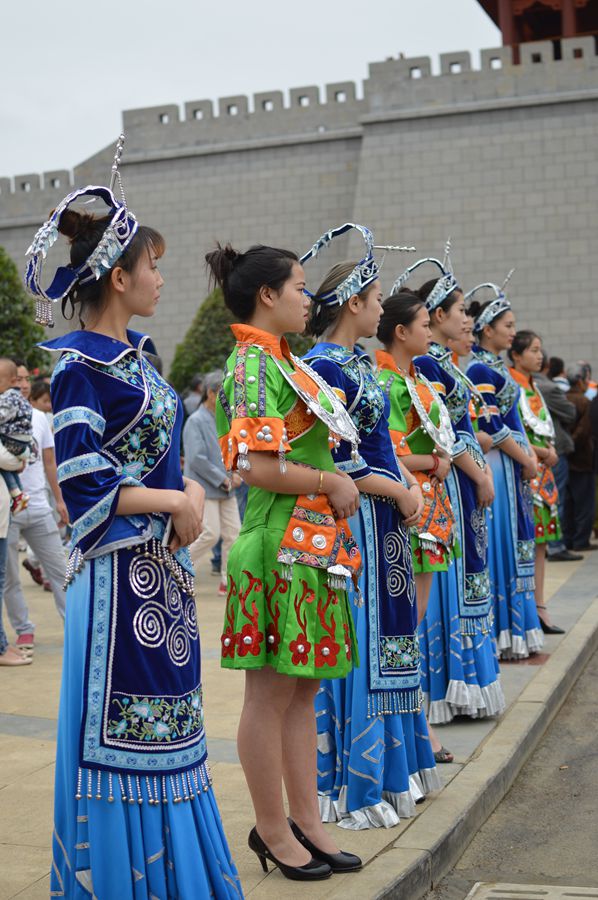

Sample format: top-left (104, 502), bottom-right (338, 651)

top-left (218, 581), bottom-right (227, 597)
top-left (16, 633), bottom-right (35, 651)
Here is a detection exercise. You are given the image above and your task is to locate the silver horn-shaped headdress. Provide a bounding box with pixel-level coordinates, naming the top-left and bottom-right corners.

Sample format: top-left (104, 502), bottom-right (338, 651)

top-left (466, 269), bottom-right (515, 335)
top-left (390, 238), bottom-right (460, 312)
top-left (25, 134), bottom-right (138, 327)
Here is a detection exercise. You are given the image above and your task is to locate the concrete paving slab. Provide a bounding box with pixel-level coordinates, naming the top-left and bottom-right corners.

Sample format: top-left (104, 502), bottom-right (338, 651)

top-left (0, 844), bottom-right (51, 900)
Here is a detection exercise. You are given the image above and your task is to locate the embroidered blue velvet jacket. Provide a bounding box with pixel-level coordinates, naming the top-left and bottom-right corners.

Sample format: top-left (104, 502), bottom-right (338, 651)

top-left (41, 329), bottom-right (205, 778)
top-left (43, 329), bottom-right (186, 561)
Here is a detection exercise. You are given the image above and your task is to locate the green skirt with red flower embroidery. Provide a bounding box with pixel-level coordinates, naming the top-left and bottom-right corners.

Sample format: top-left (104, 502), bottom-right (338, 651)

top-left (534, 502), bottom-right (561, 544)
top-left (221, 490), bottom-right (358, 678)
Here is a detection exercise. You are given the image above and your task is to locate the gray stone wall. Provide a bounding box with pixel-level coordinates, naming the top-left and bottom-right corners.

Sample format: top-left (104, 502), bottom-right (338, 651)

top-left (1, 37), bottom-right (597, 373)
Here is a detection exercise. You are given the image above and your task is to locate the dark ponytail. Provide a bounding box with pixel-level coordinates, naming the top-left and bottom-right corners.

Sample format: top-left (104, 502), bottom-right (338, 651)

top-left (507, 329), bottom-right (539, 362)
top-left (377, 290), bottom-right (425, 347)
top-left (205, 243), bottom-right (298, 322)
top-left (57, 209), bottom-right (164, 327)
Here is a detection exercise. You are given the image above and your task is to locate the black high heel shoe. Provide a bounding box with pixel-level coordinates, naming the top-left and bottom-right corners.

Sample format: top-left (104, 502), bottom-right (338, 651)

top-left (288, 818), bottom-right (363, 873)
top-left (247, 827), bottom-right (332, 881)
top-left (536, 605), bottom-right (565, 635)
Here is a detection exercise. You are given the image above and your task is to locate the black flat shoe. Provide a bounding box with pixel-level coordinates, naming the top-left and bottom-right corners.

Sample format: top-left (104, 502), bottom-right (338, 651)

top-left (537, 606), bottom-right (565, 635)
top-left (288, 818), bottom-right (362, 872)
top-left (248, 827), bottom-right (332, 881)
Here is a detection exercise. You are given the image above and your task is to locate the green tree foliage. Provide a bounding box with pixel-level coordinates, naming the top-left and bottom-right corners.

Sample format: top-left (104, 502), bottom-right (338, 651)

top-left (0, 246), bottom-right (49, 372)
top-left (169, 287), bottom-right (312, 392)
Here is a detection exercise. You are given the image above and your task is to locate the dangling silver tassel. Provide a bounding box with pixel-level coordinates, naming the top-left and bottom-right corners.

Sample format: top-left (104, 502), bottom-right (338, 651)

top-left (351, 443), bottom-right (360, 463)
top-left (278, 552), bottom-right (295, 582)
top-left (278, 440), bottom-right (287, 474)
top-left (237, 441), bottom-right (251, 471)
top-left (35, 297), bottom-right (54, 328)
top-left (327, 564), bottom-right (351, 591)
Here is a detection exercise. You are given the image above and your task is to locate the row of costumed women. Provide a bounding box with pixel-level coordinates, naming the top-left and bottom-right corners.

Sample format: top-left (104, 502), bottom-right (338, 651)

top-left (219, 224), bottom-right (558, 836)
top-left (29, 144), bottom-right (561, 895)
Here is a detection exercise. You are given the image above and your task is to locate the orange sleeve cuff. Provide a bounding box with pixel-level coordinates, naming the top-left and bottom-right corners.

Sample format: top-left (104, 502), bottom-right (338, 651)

top-left (219, 416), bottom-right (292, 472)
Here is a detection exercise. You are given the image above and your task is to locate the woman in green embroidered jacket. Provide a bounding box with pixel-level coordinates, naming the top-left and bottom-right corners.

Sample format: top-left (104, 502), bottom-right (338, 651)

top-left (508, 331), bottom-right (565, 635)
top-left (209, 242), bottom-right (363, 881)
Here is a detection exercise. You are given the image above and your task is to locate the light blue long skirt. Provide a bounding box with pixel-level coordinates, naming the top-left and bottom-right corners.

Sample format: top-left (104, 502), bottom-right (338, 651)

top-left (487, 449), bottom-right (543, 658)
top-left (419, 567), bottom-right (504, 723)
top-left (315, 509), bottom-right (440, 830)
top-left (52, 563), bottom-right (242, 899)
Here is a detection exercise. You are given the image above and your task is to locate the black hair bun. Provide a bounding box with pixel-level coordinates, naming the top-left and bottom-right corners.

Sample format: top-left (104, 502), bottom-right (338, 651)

top-left (467, 299), bottom-right (483, 318)
top-left (56, 208), bottom-right (108, 243)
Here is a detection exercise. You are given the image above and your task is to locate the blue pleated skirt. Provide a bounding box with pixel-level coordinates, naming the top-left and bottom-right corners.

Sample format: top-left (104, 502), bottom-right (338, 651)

top-left (52, 563), bottom-right (242, 900)
top-left (315, 508), bottom-right (440, 830)
top-left (487, 449), bottom-right (543, 659)
top-left (419, 565), bottom-right (504, 723)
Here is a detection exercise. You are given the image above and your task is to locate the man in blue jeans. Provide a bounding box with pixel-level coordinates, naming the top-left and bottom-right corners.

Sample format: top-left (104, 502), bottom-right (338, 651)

top-left (536, 357), bottom-right (582, 561)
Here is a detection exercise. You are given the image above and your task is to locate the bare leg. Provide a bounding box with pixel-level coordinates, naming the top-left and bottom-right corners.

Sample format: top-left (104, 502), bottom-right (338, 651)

top-left (535, 543), bottom-right (550, 624)
top-left (416, 571), bottom-right (451, 758)
top-left (415, 571), bottom-right (433, 626)
top-left (237, 667), bottom-right (311, 866)
top-left (282, 678), bottom-right (340, 855)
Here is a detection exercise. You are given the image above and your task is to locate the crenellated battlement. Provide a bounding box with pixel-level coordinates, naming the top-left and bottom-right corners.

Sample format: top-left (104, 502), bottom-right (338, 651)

top-left (1, 36), bottom-right (597, 220)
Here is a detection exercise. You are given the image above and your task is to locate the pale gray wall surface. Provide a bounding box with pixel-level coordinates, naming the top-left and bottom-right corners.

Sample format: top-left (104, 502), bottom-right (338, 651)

top-left (1, 38), bottom-right (597, 374)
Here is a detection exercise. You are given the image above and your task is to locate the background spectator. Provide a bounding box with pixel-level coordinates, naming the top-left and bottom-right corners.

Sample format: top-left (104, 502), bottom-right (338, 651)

top-left (562, 363), bottom-right (596, 552)
top-left (536, 354), bottom-right (580, 562)
top-left (3, 362), bottom-right (68, 654)
top-left (548, 356), bottom-right (570, 392)
top-left (183, 370), bottom-right (241, 595)
top-left (183, 373), bottom-right (204, 417)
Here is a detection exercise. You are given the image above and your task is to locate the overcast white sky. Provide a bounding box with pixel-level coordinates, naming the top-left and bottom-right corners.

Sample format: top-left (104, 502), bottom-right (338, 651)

top-left (1, 0), bottom-right (499, 177)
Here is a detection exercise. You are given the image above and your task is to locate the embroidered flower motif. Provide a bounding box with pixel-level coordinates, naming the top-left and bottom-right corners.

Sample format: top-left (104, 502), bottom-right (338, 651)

top-left (289, 633), bottom-right (311, 666)
top-left (265, 622), bottom-right (281, 655)
top-left (424, 546), bottom-right (446, 566)
top-left (129, 702), bottom-right (152, 719)
top-left (128, 429), bottom-right (142, 452)
top-left (237, 623), bottom-right (263, 657)
top-left (151, 398), bottom-right (166, 419)
top-left (152, 721), bottom-right (171, 738)
top-left (221, 625), bottom-right (236, 658)
top-left (107, 688), bottom-right (204, 743)
top-left (315, 635), bottom-right (340, 667)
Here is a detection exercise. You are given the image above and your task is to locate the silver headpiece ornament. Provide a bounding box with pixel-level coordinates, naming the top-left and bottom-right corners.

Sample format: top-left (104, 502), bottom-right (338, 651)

top-left (466, 269), bottom-right (515, 335)
top-left (25, 134), bottom-right (138, 327)
top-left (390, 238), bottom-right (460, 312)
top-left (300, 223), bottom-right (415, 311)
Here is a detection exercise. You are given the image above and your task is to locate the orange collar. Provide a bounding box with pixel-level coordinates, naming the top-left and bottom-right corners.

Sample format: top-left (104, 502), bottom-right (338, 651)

top-left (375, 349), bottom-right (415, 378)
top-left (509, 366), bottom-right (533, 390)
top-left (230, 323), bottom-right (291, 362)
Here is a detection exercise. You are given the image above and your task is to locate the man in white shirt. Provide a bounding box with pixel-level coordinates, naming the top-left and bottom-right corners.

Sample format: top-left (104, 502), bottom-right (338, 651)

top-left (3, 364), bottom-right (68, 652)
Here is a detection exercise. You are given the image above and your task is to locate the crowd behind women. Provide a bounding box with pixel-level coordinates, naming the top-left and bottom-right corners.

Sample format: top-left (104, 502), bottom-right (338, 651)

top-left (5, 161), bottom-right (598, 898)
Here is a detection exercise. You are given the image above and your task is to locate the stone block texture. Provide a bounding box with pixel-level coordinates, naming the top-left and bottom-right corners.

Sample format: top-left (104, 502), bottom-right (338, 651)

top-left (1, 43), bottom-right (598, 374)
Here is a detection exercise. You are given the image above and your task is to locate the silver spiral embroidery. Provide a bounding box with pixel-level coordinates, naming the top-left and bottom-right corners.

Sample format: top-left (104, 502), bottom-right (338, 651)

top-left (383, 531), bottom-right (402, 563)
top-left (184, 599), bottom-right (198, 639)
top-left (167, 623), bottom-right (190, 667)
top-left (166, 580), bottom-right (182, 617)
top-left (133, 601), bottom-right (167, 648)
top-left (129, 554), bottom-right (197, 666)
top-left (384, 531), bottom-right (408, 598)
top-left (130, 556), bottom-right (162, 599)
